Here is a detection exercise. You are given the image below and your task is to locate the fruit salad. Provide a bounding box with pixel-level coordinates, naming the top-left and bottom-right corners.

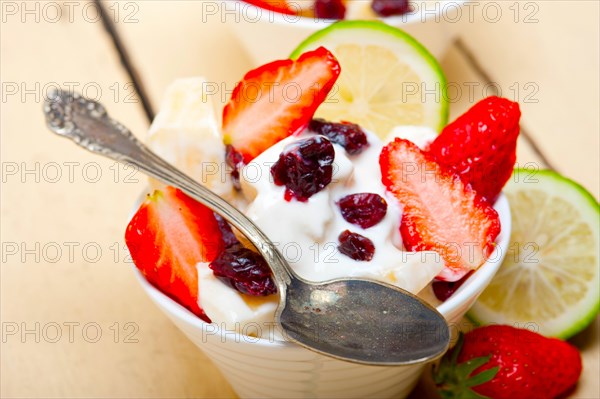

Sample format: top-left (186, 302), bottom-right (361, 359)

top-left (244, 0), bottom-right (413, 20)
top-left (125, 44), bottom-right (520, 337)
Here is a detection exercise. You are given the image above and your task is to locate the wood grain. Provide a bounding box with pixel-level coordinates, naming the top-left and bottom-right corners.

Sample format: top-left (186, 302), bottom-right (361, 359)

top-left (0, 3), bottom-right (232, 398)
top-left (1, 1), bottom-right (598, 398)
top-left (457, 0), bottom-right (600, 198)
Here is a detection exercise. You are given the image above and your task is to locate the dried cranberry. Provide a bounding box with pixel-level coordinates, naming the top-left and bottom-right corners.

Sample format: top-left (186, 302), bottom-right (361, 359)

top-left (209, 244), bottom-right (277, 296)
top-left (338, 193), bottom-right (388, 229)
top-left (225, 145), bottom-right (244, 191)
top-left (270, 136), bottom-right (335, 202)
top-left (371, 0), bottom-right (411, 17)
top-left (214, 213), bottom-right (240, 248)
top-left (314, 0), bottom-right (346, 19)
top-left (308, 118), bottom-right (369, 155)
top-left (432, 271), bottom-right (474, 301)
top-left (338, 230), bottom-right (375, 261)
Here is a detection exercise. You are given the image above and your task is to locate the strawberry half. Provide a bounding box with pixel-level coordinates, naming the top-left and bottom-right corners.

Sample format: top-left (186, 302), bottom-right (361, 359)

top-left (242, 0), bottom-right (297, 15)
top-left (125, 187), bottom-right (224, 321)
top-left (380, 138), bottom-right (500, 282)
top-left (435, 325), bottom-right (582, 399)
top-left (222, 46), bottom-right (341, 164)
top-left (428, 96), bottom-right (521, 203)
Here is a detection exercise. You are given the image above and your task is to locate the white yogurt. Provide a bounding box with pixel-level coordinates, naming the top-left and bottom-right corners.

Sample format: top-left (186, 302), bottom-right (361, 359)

top-left (198, 125), bottom-right (444, 336)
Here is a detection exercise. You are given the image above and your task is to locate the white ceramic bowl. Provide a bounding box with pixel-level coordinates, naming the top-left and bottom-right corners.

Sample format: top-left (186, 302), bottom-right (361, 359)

top-left (132, 194), bottom-right (511, 399)
top-left (228, 0), bottom-right (467, 64)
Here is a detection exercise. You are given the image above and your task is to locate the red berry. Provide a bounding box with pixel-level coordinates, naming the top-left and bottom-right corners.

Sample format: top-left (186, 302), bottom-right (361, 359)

top-left (209, 244), bottom-right (277, 296)
top-left (428, 96), bottom-right (521, 202)
top-left (338, 193), bottom-right (387, 229)
top-left (214, 213), bottom-right (240, 248)
top-left (308, 118), bottom-right (369, 155)
top-left (314, 0), bottom-right (346, 20)
top-left (371, 0), bottom-right (411, 17)
top-left (271, 136), bottom-right (335, 202)
top-left (225, 144), bottom-right (244, 191)
top-left (338, 230), bottom-right (375, 261)
top-left (431, 271), bottom-right (473, 301)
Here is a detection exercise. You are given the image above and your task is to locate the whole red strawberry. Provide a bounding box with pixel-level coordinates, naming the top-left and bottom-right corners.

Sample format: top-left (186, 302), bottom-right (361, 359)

top-left (428, 96), bottom-right (521, 203)
top-left (434, 325), bottom-right (582, 399)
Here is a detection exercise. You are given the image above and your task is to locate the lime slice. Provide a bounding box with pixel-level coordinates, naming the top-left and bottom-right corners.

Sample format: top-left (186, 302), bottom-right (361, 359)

top-left (290, 20), bottom-right (448, 139)
top-left (468, 169), bottom-right (599, 339)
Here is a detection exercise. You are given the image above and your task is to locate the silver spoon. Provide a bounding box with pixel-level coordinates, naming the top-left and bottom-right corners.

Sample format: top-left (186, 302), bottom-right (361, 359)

top-left (44, 89), bottom-right (449, 365)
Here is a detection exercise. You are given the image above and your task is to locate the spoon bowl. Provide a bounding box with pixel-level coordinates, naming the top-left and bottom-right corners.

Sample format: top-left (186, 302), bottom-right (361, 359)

top-left (280, 277), bottom-right (449, 365)
top-left (44, 89), bottom-right (449, 365)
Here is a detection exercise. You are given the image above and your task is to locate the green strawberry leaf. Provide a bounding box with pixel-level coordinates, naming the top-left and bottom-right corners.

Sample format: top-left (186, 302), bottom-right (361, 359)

top-left (456, 355), bottom-right (492, 379)
top-left (465, 366), bottom-right (500, 387)
top-left (434, 332), bottom-right (499, 399)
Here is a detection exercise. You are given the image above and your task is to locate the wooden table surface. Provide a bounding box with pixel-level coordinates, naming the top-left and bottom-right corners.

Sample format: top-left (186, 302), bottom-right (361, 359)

top-left (1, 1), bottom-right (598, 398)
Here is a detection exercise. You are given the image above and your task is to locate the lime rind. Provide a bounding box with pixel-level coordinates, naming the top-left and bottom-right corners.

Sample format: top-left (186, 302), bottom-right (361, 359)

top-left (520, 169), bottom-right (600, 213)
top-left (467, 301), bottom-right (600, 341)
top-left (290, 20), bottom-right (449, 133)
top-left (468, 169), bottom-right (600, 339)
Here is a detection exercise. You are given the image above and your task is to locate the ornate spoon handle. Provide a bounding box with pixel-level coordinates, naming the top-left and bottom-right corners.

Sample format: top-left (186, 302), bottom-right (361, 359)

top-left (44, 89), bottom-right (292, 288)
